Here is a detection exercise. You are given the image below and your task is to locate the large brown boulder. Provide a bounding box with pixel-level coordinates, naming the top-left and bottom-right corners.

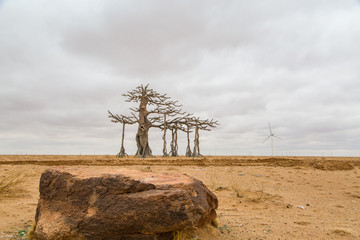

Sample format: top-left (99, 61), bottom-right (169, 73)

top-left (33, 167), bottom-right (218, 240)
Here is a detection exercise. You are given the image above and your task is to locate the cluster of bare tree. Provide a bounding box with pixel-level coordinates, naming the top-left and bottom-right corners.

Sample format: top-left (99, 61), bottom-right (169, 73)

top-left (108, 84), bottom-right (219, 158)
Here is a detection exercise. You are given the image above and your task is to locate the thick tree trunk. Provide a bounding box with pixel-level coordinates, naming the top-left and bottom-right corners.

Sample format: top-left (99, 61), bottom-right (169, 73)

top-left (117, 123), bottom-right (128, 158)
top-left (135, 130), bottom-right (152, 158)
top-left (185, 125), bottom-right (192, 157)
top-left (162, 114), bottom-right (168, 157)
top-left (135, 97), bottom-right (153, 158)
top-left (170, 127), bottom-right (178, 157)
top-left (192, 124), bottom-right (201, 157)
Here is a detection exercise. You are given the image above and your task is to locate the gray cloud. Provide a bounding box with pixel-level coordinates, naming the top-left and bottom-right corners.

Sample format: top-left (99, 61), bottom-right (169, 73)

top-left (1, 0), bottom-right (360, 156)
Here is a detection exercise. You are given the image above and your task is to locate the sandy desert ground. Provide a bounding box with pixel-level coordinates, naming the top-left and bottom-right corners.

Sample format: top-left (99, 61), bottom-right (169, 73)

top-left (1, 155), bottom-right (360, 240)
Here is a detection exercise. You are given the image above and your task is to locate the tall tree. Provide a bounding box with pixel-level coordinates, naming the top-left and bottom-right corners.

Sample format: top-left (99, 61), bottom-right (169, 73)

top-left (191, 117), bottom-right (219, 157)
top-left (107, 112), bottom-right (136, 157)
top-left (161, 114), bottom-right (191, 157)
top-left (169, 122), bottom-right (182, 157)
top-left (160, 105), bottom-right (183, 157)
top-left (122, 84), bottom-right (179, 158)
top-left (185, 124), bottom-right (192, 157)
top-left (183, 118), bottom-right (194, 157)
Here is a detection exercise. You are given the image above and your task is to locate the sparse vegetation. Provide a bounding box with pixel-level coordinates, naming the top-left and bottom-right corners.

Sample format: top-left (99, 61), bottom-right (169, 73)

top-left (142, 166), bottom-right (153, 172)
top-left (27, 223), bottom-right (36, 240)
top-left (0, 222), bottom-right (33, 240)
top-left (173, 229), bottom-right (196, 240)
top-left (208, 173), bottom-right (220, 191)
top-left (0, 172), bottom-right (24, 195)
top-left (230, 179), bottom-right (277, 203)
top-left (173, 223), bottom-right (217, 240)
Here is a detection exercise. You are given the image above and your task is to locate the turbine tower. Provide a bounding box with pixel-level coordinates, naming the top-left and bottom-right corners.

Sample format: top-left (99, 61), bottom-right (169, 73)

top-left (263, 122), bottom-right (281, 156)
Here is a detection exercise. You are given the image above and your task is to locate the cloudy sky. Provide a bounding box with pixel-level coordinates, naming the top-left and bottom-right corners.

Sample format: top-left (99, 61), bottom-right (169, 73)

top-left (1, 0), bottom-right (360, 156)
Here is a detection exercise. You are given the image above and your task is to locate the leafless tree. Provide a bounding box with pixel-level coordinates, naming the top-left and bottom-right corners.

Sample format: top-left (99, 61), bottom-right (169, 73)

top-left (170, 124), bottom-right (179, 157)
top-left (183, 118), bottom-right (194, 157)
top-left (190, 117), bottom-right (219, 157)
top-left (161, 114), bottom-right (191, 157)
top-left (107, 112), bottom-right (136, 157)
top-left (122, 84), bottom-right (180, 158)
top-left (160, 105), bottom-right (183, 157)
top-left (108, 84), bottom-right (219, 158)
top-left (168, 122), bottom-right (183, 157)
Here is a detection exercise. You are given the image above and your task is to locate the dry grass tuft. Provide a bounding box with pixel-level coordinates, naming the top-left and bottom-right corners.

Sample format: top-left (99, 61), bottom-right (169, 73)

top-left (211, 218), bottom-right (219, 228)
top-left (230, 181), bottom-right (278, 203)
top-left (172, 228), bottom-right (196, 240)
top-left (27, 223), bottom-right (37, 240)
top-left (141, 166), bottom-right (153, 172)
top-left (0, 172), bottom-right (25, 195)
top-left (173, 222), bottom-right (218, 240)
top-left (208, 173), bottom-right (226, 191)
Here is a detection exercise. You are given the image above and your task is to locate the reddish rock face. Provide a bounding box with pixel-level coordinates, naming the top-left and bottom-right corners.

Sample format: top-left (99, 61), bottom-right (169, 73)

top-left (33, 168), bottom-right (218, 240)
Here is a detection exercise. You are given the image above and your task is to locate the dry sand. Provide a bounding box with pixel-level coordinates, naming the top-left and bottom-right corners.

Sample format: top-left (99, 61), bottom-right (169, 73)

top-left (1, 155), bottom-right (360, 239)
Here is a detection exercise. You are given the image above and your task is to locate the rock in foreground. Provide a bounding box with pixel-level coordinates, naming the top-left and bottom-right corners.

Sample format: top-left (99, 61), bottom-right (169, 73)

top-left (33, 167), bottom-right (218, 240)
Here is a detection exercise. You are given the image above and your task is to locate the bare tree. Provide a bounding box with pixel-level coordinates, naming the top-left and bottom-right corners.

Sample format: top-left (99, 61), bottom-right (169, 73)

top-left (122, 84), bottom-right (180, 158)
top-left (162, 113), bottom-right (169, 157)
top-left (169, 122), bottom-right (184, 157)
top-left (183, 119), bottom-right (194, 157)
top-left (191, 117), bottom-right (219, 157)
top-left (160, 105), bottom-right (183, 157)
top-left (107, 112), bottom-right (136, 157)
top-left (170, 124), bottom-right (178, 157)
top-left (161, 113), bottom-right (191, 157)
top-left (108, 84), bottom-right (219, 158)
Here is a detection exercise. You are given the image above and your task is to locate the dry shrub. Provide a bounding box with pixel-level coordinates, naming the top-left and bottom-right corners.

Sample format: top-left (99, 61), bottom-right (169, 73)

top-left (141, 166), bottom-right (153, 172)
top-left (0, 172), bottom-right (25, 195)
top-left (207, 173), bottom-right (219, 191)
top-left (230, 181), bottom-right (277, 203)
top-left (172, 230), bottom-right (194, 240)
top-left (173, 223), bottom-right (217, 240)
top-left (27, 223), bottom-right (37, 240)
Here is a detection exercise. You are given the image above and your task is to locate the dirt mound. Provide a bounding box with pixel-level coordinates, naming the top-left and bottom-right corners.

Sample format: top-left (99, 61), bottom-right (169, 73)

top-left (307, 161), bottom-right (354, 171)
top-left (0, 155), bottom-right (358, 171)
top-left (257, 158), bottom-right (355, 171)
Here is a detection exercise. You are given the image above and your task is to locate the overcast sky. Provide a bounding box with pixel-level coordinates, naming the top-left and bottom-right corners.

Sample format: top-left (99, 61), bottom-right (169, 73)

top-left (1, 0), bottom-right (360, 156)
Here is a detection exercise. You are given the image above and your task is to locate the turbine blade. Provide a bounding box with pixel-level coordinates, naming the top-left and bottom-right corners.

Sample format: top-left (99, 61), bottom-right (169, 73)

top-left (274, 135), bottom-right (282, 140)
top-left (268, 122), bottom-right (272, 134)
top-left (263, 135), bottom-right (271, 143)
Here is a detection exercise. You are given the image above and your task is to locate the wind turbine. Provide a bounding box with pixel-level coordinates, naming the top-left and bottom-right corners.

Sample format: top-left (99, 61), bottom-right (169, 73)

top-left (263, 122), bottom-right (281, 156)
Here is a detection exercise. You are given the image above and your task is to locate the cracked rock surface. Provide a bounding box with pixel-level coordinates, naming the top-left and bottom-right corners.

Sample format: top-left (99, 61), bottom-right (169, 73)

top-left (33, 167), bottom-right (218, 240)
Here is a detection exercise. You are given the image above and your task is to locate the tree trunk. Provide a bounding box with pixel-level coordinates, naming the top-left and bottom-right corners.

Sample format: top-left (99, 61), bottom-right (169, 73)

top-left (162, 114), bottom-right (168, 157)
top-left (117, 122), bottom-right (128, 158)
top-left (170, 126), bottom-right (178, 157)
top-left (186, 125), bottom-right (192, 157)
top-left (135, 97), bottom-right (153, 158)
top-left (170, 129), bottom-right (175, 156)
top-left (174, 126), bottom-right (178, 156)
top-left (192, 124), bottom-right (201, 157)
